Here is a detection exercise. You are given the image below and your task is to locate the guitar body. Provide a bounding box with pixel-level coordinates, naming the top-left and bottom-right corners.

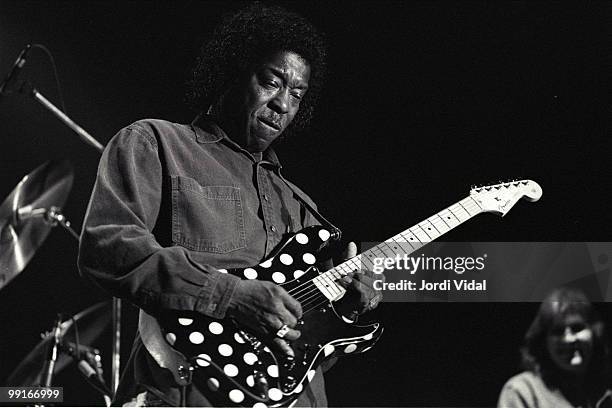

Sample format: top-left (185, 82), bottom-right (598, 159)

top-left (157, 225), bottom-right (383, 407)
top-left (150, 180), bottom-right (543, 407)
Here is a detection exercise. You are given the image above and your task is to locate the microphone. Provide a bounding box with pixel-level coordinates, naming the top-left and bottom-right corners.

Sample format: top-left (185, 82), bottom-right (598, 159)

top-left (77, 359), bottom-right (112, 397)
top-left (60, 341), bottom-right (112, 397)
top-left (0, 44), bottom-right (32, 95)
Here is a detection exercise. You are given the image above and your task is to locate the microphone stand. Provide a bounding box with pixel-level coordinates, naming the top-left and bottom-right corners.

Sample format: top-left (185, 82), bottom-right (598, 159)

top-left (13, 80), bottom-right (121, 398)
top-left (41, 314), bottom-right (63, 387)
top-left (19, 81), bottom-right (104, 153)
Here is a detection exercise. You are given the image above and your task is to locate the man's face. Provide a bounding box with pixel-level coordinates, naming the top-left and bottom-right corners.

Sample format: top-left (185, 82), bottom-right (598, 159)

top-left (225, 50), bottom-right (311, 152)
top-left (546, 313), bottom-right (594, 375)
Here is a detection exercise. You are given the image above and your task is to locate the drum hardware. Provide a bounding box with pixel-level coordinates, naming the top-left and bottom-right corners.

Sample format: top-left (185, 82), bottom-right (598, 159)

top-left (38, 313), bottom-right (112, 406)
top-left (0, 160), bottom-right (74, 290)
top-left (7, 302), bottom-right (114, 406)
top-left (41, 314), bottom-right (62, 388)
top-left (2, 44), bottom-right (123, 401)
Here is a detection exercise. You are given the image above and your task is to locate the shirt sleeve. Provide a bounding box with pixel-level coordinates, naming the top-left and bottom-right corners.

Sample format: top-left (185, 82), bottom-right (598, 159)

top-left (497, 381), bottom-right (533, 408)
top-left (77, 124), bottom-right (240, 319)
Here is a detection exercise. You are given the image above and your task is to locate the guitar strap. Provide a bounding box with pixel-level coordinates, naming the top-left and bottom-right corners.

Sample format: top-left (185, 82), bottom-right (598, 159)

top-left (276, 170), bottom-right (342, 241)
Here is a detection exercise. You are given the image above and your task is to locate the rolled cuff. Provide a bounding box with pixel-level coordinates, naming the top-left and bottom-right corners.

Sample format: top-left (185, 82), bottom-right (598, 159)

top-left (194, 271), bottom-right (241, 319)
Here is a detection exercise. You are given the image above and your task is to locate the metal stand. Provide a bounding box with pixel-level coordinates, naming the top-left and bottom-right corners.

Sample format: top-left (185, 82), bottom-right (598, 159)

top-left (15, 82), bottom-right (119, 396)
top-left (112, 298), bottom-right (121, 395)
top-left (41, 315), bottom-right (63, 387)
top-left (20, 81), bottom-right (104, 153)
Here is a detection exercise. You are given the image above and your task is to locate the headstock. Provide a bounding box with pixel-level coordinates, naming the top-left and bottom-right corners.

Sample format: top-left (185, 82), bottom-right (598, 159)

top-left (470, 180), bottom-right (542, 216)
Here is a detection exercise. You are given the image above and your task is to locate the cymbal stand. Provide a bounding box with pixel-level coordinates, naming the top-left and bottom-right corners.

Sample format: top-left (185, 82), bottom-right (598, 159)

top-left (14, 80), bottom-right (121, 397)
top-left (18, 206), bottom-right (80, 240)
top-left (44, 206), bottom-right (79, 240)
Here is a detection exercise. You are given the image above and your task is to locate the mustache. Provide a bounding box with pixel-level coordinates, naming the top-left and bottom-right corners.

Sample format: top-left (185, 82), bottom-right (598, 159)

top-left (258, 115), bottom-right (282, 130)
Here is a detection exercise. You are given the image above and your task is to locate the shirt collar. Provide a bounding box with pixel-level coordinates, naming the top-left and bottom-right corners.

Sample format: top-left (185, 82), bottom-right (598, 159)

top-left (191, 113), bottom-right (282, 168)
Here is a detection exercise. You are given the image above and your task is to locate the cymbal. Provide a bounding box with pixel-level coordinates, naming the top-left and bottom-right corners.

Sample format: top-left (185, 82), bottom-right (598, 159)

top-left (0, 160), bottom-right (74, 290)
top-left (7, 301), bottom-right (112, 386)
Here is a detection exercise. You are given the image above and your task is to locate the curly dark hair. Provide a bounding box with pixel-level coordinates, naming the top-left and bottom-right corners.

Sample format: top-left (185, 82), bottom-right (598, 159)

top-left (521, 287), bottom-right (611, 395)
top-left (186, 2), bottom-right (328, 138)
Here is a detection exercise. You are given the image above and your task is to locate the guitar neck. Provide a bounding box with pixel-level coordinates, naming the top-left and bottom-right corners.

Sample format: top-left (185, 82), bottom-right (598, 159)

top-left (312, 195), bottom-right (484, 300)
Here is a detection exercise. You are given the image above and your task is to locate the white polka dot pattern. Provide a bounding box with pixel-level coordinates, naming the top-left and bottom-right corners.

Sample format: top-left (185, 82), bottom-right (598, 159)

top-left (155, 226), bottom-right (374, 406)
top-left (272, 272), bottom-right (286, 283)
top-left (279, 253), bottom-right (293, 265)
top-left (246, 375), bottom-right (255, 387)
top-left (165, 332), bottom-right (176, 345)
top-left (189, 331), bottom-right (204, 344)
top-left (243, 352), bottom-right (257, 365)
top-left (318, 229), bottom-right (331, 241)
top-left (243, 268), bottom-right (258, 279)
top-left (196, 354), bottom-right (211, 367)
top-left (259, 259), bottom-right (272, 268)
top-left (224, 364), bottom-right (239, 377)
top-left (229, 389), bottom-right (245, 403)
top-left (267, 365), bottom-right (278, 378)
top-left (218, 344), bottom-right (233, 356)
top-left (302, 253), bottom-right (316, 265)
top-left (268, 388), bottom-right (283, 401)
top-left (208, 322), bottom-right (223, 335)
top-left (207, 377), bottom-right (219, 391)
top-left (341, 315), bottom-right (356, 324)
top-left (343, 344), bottom-right (357, 353)
top-left (295, 233), bottom-right (309, 244)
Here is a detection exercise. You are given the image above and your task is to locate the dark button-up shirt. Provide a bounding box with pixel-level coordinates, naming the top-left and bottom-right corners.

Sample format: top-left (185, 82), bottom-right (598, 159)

top-left (78, 117), bottom-right (327, 406)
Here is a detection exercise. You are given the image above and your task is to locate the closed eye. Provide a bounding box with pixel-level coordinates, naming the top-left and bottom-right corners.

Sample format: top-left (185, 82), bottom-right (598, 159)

top-left (265, 81), bottom-right (280, 89)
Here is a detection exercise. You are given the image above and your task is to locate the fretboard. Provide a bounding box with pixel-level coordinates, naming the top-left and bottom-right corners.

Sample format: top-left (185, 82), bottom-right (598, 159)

top-left (311, 195), bottom-right (484, 301)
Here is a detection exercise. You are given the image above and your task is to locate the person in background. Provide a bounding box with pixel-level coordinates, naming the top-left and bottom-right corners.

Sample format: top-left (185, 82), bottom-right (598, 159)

top-left (498, 287), bottom-right (612, 408)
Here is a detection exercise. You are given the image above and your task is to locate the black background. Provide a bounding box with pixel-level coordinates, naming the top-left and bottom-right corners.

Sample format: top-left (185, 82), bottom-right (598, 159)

top-left (0, 1), bottom-right (610, 406)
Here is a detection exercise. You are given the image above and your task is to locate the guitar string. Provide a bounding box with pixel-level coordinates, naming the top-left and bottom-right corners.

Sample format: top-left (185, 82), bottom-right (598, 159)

top-left (277, 189), bottom-right (506, 317)
top-left (303, 296), bottom-right (331, 315)
top-left (290, 200), bottom-right (480, 308)
top-left (286, 198), bottom-right (481, 313)
top-left (290, 266), bottom-right (350, 302)
top-left (299, 292), bottom-right (327, 311)
top-left (285, 265), bottom-right (346, 299)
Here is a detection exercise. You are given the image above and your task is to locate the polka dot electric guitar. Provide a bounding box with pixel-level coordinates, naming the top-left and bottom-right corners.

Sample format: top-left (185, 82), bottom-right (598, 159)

top-left (143, 180), bottom-right (542, 407)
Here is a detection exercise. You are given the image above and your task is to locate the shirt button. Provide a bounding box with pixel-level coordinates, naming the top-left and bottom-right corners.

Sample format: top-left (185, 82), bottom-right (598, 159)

top-left (270, 225), bottom-right (277, 232)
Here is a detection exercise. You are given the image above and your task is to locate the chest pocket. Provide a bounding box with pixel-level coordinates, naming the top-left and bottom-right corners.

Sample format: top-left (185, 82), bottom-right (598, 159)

top-left (171, 176), bottom-right (246, 253)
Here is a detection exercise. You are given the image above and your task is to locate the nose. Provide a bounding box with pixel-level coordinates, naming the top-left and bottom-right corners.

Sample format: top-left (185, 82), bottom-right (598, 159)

top-left (269, 88), bottom-right (290, 114)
